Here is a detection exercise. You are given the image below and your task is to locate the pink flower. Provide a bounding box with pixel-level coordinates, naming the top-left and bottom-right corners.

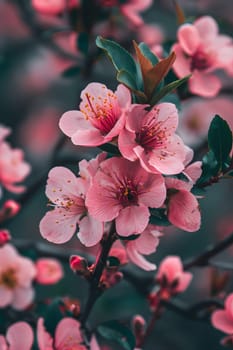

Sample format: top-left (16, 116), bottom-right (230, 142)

top-left (86, 157), bottom-right (166, 237)
top-left (166, 177), bottom-right (201, 232)
top-left (35, 258), bottom-right (63, 285)
top-left (0, 125), bottom-right (10, 142)
top-left (137, 23), bottom-right (164, 47)
top-left (39, 166), bottom-right (104, 247)
top-left (0, 244), bottom-right (36, 310)
top-left (118, 103), bottom-right (187, 175)
top-left (0, 129), bottom-right (31, 194)
top-left (37, 317), bottom-right (100, 350)
top-left (0, 322), bottom-right (34, 350)
top-left (211, 293), bottom-right (233, 335)
top-left (126, 225), bottom-right (162, 271)
top-left (32, 0), bottom-right (79, 15)
top-left (120, 0), bottom-right (152, 26)
top-left (156, 256), bottom-right (193, 294)
top-left (59, 83), bottom-right (131, 147)
top-left (172, 16), bottom-right (233, 97)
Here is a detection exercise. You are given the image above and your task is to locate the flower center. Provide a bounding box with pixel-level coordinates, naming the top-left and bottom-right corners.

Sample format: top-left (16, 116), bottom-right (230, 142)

top-left (117, 179), bottom-right (138, 207)
top-left (82, 92), bottom-right (119, 135)
top-left (190, 51), bottom-right (210, 71)
top-left (0, 268), bottom-right (18, 289)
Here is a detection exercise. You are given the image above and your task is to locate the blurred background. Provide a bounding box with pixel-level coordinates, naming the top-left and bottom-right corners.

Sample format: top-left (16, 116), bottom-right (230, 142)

top-left (1, 0), bottom-right (233, 349)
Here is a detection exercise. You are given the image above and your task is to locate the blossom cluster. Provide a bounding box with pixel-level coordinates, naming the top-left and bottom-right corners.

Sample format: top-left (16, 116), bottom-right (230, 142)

top-left (40, 82), bottom-right (202, 271)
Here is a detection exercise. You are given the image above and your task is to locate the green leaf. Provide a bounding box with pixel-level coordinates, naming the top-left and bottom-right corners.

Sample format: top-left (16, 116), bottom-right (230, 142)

top-left (62, 65), bottom-right (81, 78)
top-left (98, 321), bottom-right (135, 350)
top-left (208, 115), bottom-right (233, 170)
top-left (77, 32), bottom-right (89, 55)
top-left (138, 42), bottom-right (159, 66)
top-left (96, 36), bottom-right (137, 79)
top-left (117, 70), bottom-right (147, 101)
top-left (150, 74), bottom-right (191, 105)
top-left (98, 142), bottom-right (121, 155)
top-left (107, 256), bottom-right (120, 267)
top-left (149, 208), bottom-right (170, 226)
top-left (44, 299), bottom-right (64, 335)
top-left (196, 150), bottom-right (219, 185)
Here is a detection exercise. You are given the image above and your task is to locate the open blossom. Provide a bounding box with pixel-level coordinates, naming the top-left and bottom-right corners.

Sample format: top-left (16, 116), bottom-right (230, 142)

top-left (166, 177), bottom-right (201, 232)
top-left (40, 165), bottom-right (104, 247)
top-left (35, 258), bottom-right (63, 285)
top-left (32, 0), bottom-right (79, 15)
top-left (211, 293), bottom-right (233, 335)
top-left (59, 83), bottom-right (131, 147)
top-left (0, 322), bottom-right (34, 350)
top-left (118, 103), bottom-right (187, 175)
top-left (0, 126), bottom-right (30, 195)
top-left (37, 317), bottom-right (100, 350)
top-left (86, 157), bottom-right (166, 237)
top-left (172, 16), bottom-right (233, 97)
top-left (156, 256), bottom-right (193, 294)
top-left (126, 225), bottom-right (162, 271)
top-left (0, 244), bottom-right (36, 310)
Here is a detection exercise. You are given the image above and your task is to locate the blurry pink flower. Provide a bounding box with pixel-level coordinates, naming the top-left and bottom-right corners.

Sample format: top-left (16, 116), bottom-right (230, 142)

top-left (32, 0), bottom-right (79, 15)
top-left (211, 293), bottom-right (233, 335)
top-left (0, 229), bottom-right (11, 247)
top-left (118, 103), bottom-right (187, 175)
top-left (37, 317), bottom-right (100, 350)
top-left (156, 256), bottom-right (193, 294)
top-left (0, 125), bottom-right (10, 142)
top-left (36, 258), bottom-right (63, 285)
top-left (0, 129), bottom-right (31, 194)
top-left (126, 225), bottom-right (162, 271)
top-left (172, 16), bottom-right (233, 97)
top-left (40, 166), bottom-right (104, 247)
top-left (86, 157), bottom-right (166, 237)
top-left (121, 0), bottom-right (153, 26)
top-left (59, 83), bottom-right (131, 147)
top-left (0, 322), bottom-right (34, 350)
top-left (0, 244), bottom-right (36, 310)
top-left (166, 177), bottom-right (201, 232)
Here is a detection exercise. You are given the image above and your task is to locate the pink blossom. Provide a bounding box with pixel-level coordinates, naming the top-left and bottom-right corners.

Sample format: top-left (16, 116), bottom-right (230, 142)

top-left (126, 225), bottom-right (162, 271)
top-left (0, 125), bottom-right (10, 142)
top-left (37, 317), bottom-right (100, 350)
top-left (86, 157), bottom-right (166, 237)
top-left (166, 177), bottom-right (201, 232)
top-left (59, 83), bottom-right (131, 147)
top-left (120, 0), bottom-right (153, 27)
top-left (211, 293), bottom-right (233, 335)
top-left (39, 165), bottom-right (104, 247)
top-left (32, 0), bottom-right (79, 15)
top-left (0, 322), bottom-right (34, 350)
top-left (0, 129), bottom-right (31, 195)
top-left (36, 258), bottom-right (63, 285)
top-left (172, 16), bottom-right (233, 97)
top-left (156, 256), bottom-right (193, 294)
top-left (118, 103), bottom-right (187, 175)
top-left (137, 23), bottom-right (164, 47)
top-left (0, 244), bottom-right (36, 310)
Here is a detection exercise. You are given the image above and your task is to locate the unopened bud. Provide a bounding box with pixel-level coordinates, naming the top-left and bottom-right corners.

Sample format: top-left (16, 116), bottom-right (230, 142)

top-left (69, 255), bottom-right (90, 277)
top-left (132, 315), bottom-right (146, 335)
top-left (0, 229), bottom-right (11, 246)
top-left (0, 200), bottom-right (20, 222)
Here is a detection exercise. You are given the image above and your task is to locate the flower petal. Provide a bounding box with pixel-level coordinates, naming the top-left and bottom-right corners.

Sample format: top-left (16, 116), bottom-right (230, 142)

top-left (7, 322), bottom-right (33, 350)
top-left (78, 215), bottom-right (104, 247)
top-left (116, 206), bottom-right (149, 236)
top-left (178, 24), bottom-right (200, 55)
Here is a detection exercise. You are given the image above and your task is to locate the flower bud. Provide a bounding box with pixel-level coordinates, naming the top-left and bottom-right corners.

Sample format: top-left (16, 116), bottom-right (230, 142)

top-left (132, 315), bottom-right (146, 335)
top-left (0, 229), bottom-right (11, 246)
top-left (69, 255), bottom-right (90, 278)
top-left (0, 200), bottom-right (20, 222)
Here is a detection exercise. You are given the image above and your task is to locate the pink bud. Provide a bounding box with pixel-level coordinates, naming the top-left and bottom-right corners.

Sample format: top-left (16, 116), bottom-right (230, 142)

top-left (132, 315), bottom-right (146, 335)
top-left (69, 255), bottom-right (89, 276)
top-left (36, 258), bottom-right (63, 285)
top-left (0, 200), bottom-right (20, 222)
top-left (0, 229), bottom-right (11, 246)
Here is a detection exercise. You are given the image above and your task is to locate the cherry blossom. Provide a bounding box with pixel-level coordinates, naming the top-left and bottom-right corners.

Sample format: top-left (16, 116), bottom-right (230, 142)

top-left (0, 244), bottom-right (36, 310)
top-left (126, 225), bottom-right (162, 271)
top-left (59, 83), bottom-right (131, 147)
top-left (156, 256), bottom-right (193, 294)
top-left (37, 317), bottom-right (100, 350)
top-left (211, 293), bottom-right (233, 335)
top-left (0, 322), bottom-right (34, 350)
top-left (86, 157), bottom-right (166, 237)
top-left (165, 177), bottom-right (201, 232)
top-left (40, 166), bottom-right (104, 247)
top-left (172, 16), bottom-right (233, 97)
top-left (35, 258), bottom-right (63, 285)
top-left (118, 103), bottom-right (187, 175)
top-left (32, 0), bottom-right (79, 15)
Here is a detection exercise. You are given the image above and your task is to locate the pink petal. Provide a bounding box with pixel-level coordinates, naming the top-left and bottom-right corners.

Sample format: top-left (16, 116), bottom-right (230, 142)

top-left (71, 129), bottom-right (105, 146)
top-left (37, 318), bottom-right (53, 350)
top-left (211, 310), bottom-right (233, 335)
top-left (90, 336), bottom-right (100, 350)
top-left (16, 257), bottom-right (36, 288)
top-left (78, 215), bottom-right (104, 247)
top-left (225, 294), bottom-right (233, 321)
top-left (121, 6), bottom-right (143, 26)
top-left (189, 72), bottom-right (221, 97)
top-left (195, 16), bottom-right (218, 43)
top-left (168, 190), bottom-right (201, 232)
top-left (126, 104), bottom-right (148, 132)
top-left (7, 322), bottom-right (33, 350)
top-left (0, 287), bottom-right (13, 308)
top-left (138, 174), bottom-right (166, 208)
top-left (178, 24), bottom-right (200, 55)
top-left (55, 318), bottom-right (82, 348)
top-left (157, 256), bottom-right (183, 284)
top-left (133, 225), bottom-right (161, 255)
top-left (126, 242), bottom-right (156, 271)
top-left (0, 336), bottom-right (7, 350)
top-left (118, 128), bottom-right (138, 161)
top-left (155, 102), bottom-right (179, 131)
top-left (176, 272), bottom-right (193, 292)
top-left (116, 206), bottom-right (149, 236)
top-left (115, 84), bottom-right (131, 109)
top-left (183, 161), bottom-right (202, 183)
top-left (172, 44), bottom-right (192, 78)
top-left (59, 110), bottom-right (90, 137)
top-left (12, 287), bottom-right (34, 310)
